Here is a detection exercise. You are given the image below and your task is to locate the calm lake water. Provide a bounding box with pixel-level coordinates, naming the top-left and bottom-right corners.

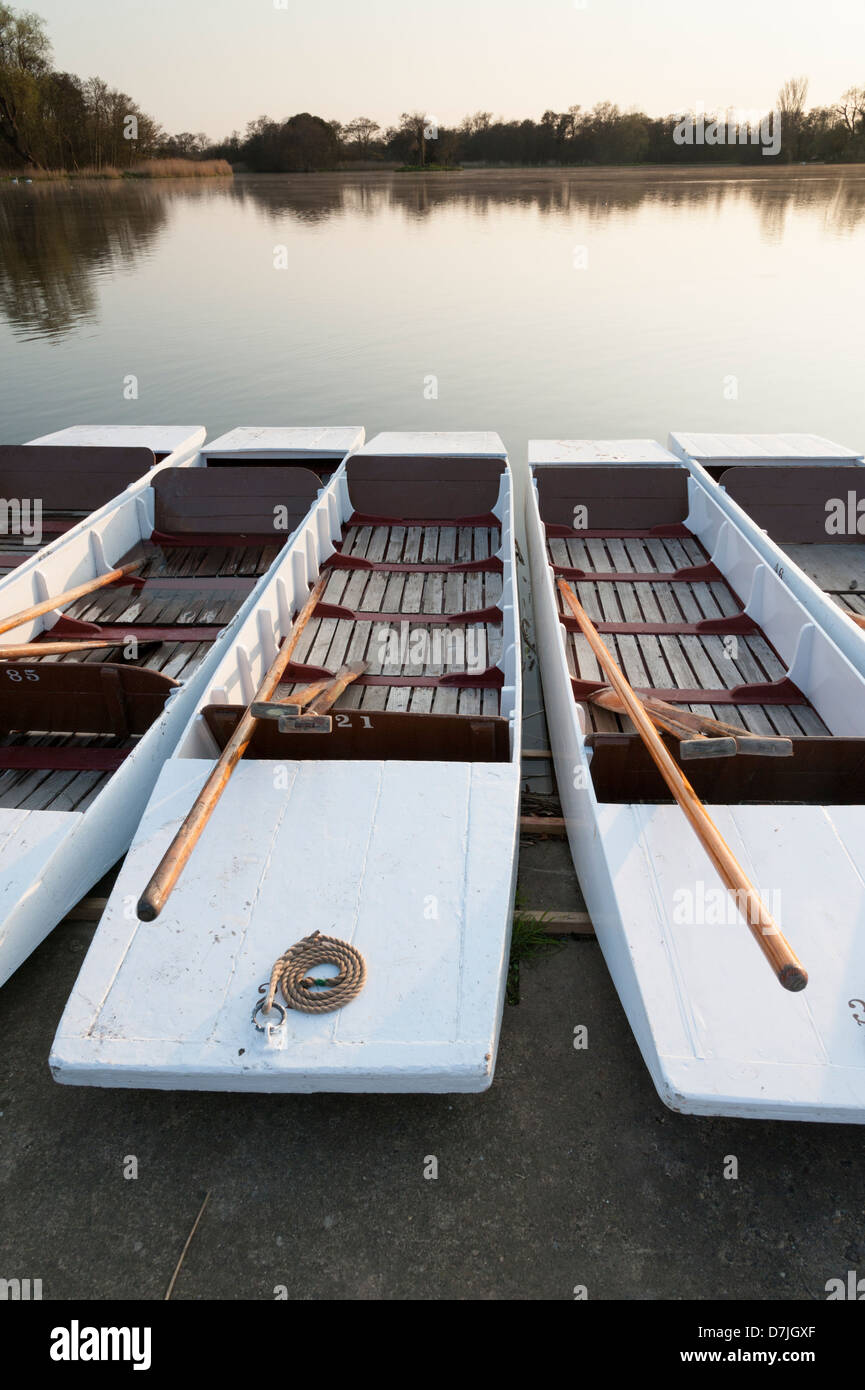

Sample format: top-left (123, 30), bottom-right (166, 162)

top-left (2, 167), bottom-right (864, 459)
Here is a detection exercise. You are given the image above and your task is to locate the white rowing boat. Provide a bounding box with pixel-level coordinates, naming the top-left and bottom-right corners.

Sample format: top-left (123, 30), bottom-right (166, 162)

top-left (51, 431), bottom-right (521, 1093)
top-left (527, 438), bottom-right (865, 1123)
top-left (0, 425), bottom-right (364, 986)
top-left (1, 425), bottom-right (206, 580)
top-left (669, 432), bottom-right (865, 669)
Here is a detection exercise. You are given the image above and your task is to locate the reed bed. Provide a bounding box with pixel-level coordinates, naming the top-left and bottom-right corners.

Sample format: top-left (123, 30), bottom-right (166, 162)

top-left (134, 158), bottom-right (233, 178)
top-left (6, 158), bottom-right (233, 181)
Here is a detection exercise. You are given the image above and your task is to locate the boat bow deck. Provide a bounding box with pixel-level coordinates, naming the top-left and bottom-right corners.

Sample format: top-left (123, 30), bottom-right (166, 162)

top-left (601, 799), bottom-right (865, 1120)
top-left (52, 757), bottom-right (520, 1091)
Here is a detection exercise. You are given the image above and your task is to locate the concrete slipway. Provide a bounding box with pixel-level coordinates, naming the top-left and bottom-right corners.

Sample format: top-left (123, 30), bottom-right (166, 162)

top-left (1, 838), bottom-right (863, 1300)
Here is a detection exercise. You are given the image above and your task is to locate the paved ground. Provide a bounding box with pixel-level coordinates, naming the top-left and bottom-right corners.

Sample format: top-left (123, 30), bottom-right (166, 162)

top-left (1, 839), bottom-right (863, 1301)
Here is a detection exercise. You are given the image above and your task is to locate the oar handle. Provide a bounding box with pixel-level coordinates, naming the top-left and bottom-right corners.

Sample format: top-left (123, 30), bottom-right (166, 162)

top-left (137, 573), bottom-right (329, 922)
top-left (0, 561), bottom-right (142, 638)
top-left (0, 640), bottom-right (114, 658)
top-left (137, 772), bottom-right (229, 921)
top-left (558, 579), bottom-right (808, 993)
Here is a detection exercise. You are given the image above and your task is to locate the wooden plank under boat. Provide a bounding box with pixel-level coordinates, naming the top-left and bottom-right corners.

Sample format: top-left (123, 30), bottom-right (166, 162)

top-left (526, 439), bottom-right (865, 1123)
top-left (0, 426), bottom-right (206, 577)
top-left (669, 432), bottom-right (865, 669)
top-left (50, 431), bottom-right (521, 1094)
top-left (0, 425), bottom-right (364, 986)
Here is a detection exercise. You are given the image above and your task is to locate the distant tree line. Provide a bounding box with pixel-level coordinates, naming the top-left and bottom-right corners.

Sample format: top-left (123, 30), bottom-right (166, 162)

top-left (209, 80), bottom-right (865, 171)
top-left (2, 6), bottom-right (864, 173)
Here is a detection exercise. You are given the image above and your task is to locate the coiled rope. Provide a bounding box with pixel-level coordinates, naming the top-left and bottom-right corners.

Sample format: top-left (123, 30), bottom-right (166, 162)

top-left (253, 931), bottom-right (367, 1026)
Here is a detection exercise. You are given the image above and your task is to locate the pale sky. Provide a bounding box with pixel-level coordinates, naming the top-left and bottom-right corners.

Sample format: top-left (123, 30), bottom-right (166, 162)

top-left (31, 0), bottom-right (865, 139)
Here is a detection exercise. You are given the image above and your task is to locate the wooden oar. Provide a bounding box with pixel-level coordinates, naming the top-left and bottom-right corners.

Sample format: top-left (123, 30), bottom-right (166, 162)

top-left (643, 699), bottom-right (792, 757)
top-left (589, 686), bottom-right (736, 759)
top-left (0, 562), bottom-right (141, 639)
top-left (850, 613), bottom-right (865, 631)
top-left (558, 579), bottom-right (808, 992)
top-left (251, 662), bottom-right (366, 725)
top-left (250, 675), bottom-right (335, 719)
top-left (280, 661), bottom-right (367, 731)
top-left (589, 685), bottom-right (792, 757)
top-left (137, 573), bottom-right (329, 922)
top-left (280, 677), bottom-right (335, 709)
top-left (307, 661), bottom-right (366, 714)
top-left (253, 662), bottom-right (367, 733)
top-left (0, 639), bottom-right (116, 659)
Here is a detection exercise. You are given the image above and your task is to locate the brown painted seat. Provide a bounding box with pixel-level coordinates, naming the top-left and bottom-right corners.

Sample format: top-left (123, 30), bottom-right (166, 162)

top-left (0, 662), bottom-right (178, 738)
top-left (587, 731), bottom-right (865, 804)
top-left (537, 464), bottom-right (688, 531)
top-left (0, 446), bottom-right (155, 513)
top-left (152, 465), bottom-right (323, 537)
top-left (718, 466), bottom-right (865, 544)
top-left (201, 705), bottom-right (511, 762)
top-left (345, 455), bottom-right (506, 521)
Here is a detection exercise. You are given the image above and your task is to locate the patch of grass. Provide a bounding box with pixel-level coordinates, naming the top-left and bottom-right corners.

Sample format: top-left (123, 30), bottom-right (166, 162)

top-left (507, 901), bottom-right (563, 1005)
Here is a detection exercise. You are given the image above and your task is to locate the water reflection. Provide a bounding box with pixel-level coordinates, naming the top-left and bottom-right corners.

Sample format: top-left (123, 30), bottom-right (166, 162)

top-left (0, 181), bottom-right (170, 339)
top-left (234, 167), bottom-right (865, 235)
top-left (1, 168), bottom-right (864, 341)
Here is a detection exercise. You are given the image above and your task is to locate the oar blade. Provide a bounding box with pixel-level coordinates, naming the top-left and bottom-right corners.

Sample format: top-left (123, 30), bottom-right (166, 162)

top-left (278, 714), bottom-right (332, 734)
top-left (679, 736), bottom-right (737, 760)
top-left (733, 736), bottom-right (793, 757)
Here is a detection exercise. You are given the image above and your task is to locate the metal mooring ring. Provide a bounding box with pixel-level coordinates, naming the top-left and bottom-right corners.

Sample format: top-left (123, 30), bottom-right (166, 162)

top-left (252, 995), bottom-right (287, 1032)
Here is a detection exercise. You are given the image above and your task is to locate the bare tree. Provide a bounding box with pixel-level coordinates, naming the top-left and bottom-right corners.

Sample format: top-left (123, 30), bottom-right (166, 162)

top-left (343, 116), bottom-right (380, 154)
top-left (461, 111), bottom-right (492, 136)
top-left (837, 85), bottom-right (865, 137)
top-left (84, 75), bottom-right (110, 168)
top-left (778, 75), bottom-right (809, 114)
top-left (777, 75), bottom-right (809, 159)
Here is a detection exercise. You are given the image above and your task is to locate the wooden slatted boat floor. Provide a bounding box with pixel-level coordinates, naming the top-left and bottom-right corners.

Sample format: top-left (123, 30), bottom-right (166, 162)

top-left (278, 521), bottom-right (504, 717)
top-left (0, 537), bottom-right (281, 813)
top-left (546, 529), bottom-right (829, 742)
